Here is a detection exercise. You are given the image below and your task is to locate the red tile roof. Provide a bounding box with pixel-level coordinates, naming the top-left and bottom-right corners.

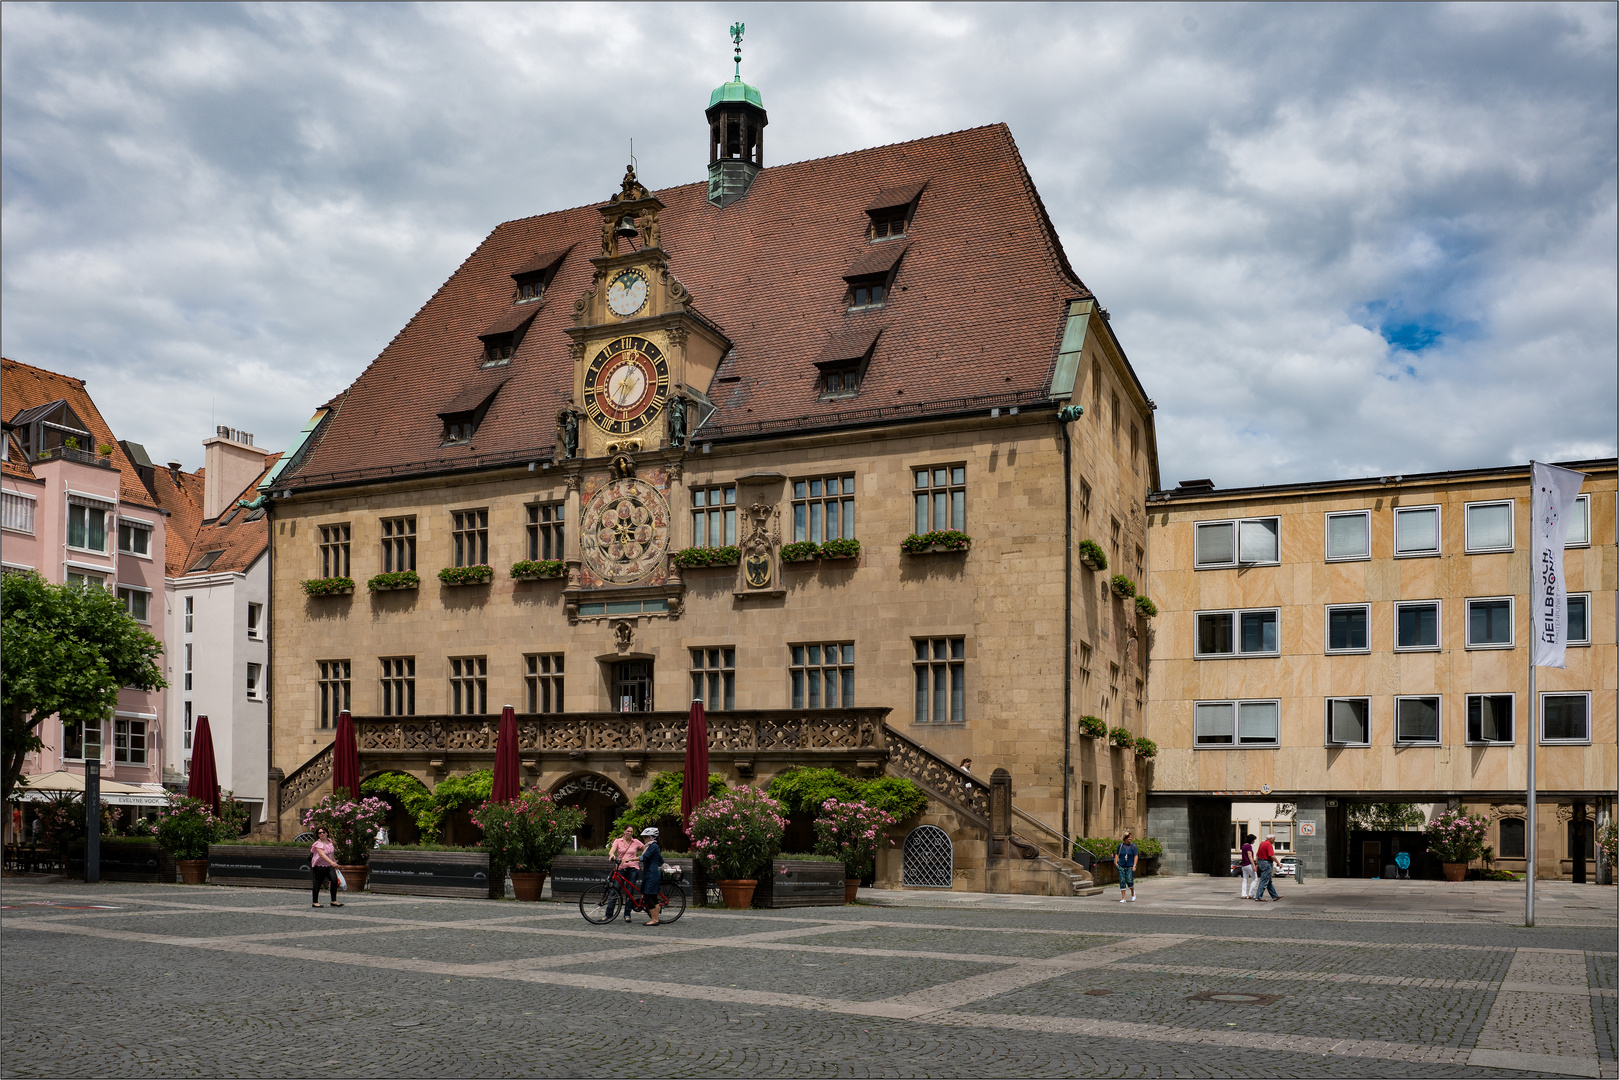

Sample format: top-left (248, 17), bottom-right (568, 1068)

top-left (867, 182), bottom-right (927, 212)
top-left (842, 241), bottom-right (909, 281)
top-left (156, 454), bottom-right (279, 578)
top-left (1, 358), bottom-right (159, 508)
top-left (280, 124), bottom-right (1093, 491)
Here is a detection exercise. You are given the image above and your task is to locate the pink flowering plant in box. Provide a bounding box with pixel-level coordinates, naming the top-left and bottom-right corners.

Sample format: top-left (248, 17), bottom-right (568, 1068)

top-left (688, 785), bottom-right (786, 880)
top-left (301, 793), bottom-right (391, 865)
top-left (812, 798), bottom-right (897, 879)
top-left (469, 790), bottom-right (584, 874)
top-left (1423, 807), bottom-right (1490, 864)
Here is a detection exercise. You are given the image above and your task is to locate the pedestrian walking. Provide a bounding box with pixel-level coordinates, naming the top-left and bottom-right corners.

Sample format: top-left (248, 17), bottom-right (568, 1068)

top-left (1239, 833), bottom-right (1258, 899)
top-left (638, 827), bottom-right (665, 926)
top-left (310, 826), bottom-right (343, 908)
top-left (608, 825), bottom-right (644, 923)
top-left (1115, 831), bottom-right (1140, 903)
top-left (1254, 833), bottom-right (1281, 902)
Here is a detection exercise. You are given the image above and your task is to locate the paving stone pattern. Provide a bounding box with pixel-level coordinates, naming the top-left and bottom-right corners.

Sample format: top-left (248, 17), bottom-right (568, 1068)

top-left (1, 882), bottom-right (1614, 1079)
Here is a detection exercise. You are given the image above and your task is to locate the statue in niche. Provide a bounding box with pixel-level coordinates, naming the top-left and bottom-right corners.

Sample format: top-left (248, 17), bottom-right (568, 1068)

top-left (642, 210), bottom-right (660, 249)
top-left (667, 394), bottom-right (688, 448)
top-left (557, 406), bottom-right (581, 459)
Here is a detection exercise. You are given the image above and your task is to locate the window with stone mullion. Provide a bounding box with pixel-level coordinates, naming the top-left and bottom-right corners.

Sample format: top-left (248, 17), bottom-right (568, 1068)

top-left (791, 643), bottom-right (854, 710)
top-left (452, 510), bottom-right (489, 567)
top-left (913, 638), bottom-right (965, 723)
top-left (450, 656), bottom-right (488, 715)
top-left (914, 465), bottom-right (965, 534)
top-left (381, 657), bottom-right (415, 717)
top-left (792, 476), bottom-right (855, 543)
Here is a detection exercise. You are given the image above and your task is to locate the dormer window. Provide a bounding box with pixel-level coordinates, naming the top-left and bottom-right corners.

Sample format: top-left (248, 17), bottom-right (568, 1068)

top-left (871, 209), bottom-right (907, 240)
top-left (815, 326), bottom-right (883, 401)
top-left (514, 275), bottom-right (546, 302)
top-left (865, 181), bottom-right (925, 242)
top-left (443, 418), bottom-right (476, 445)
top-left (842, 242), bottom-right (907, 313)
top-left (821, 367), bottom-right (860, 398)
top-left (483, 338), bottom-right (516, 367)
top-left (437, 373), bottom-right (509, 448)
top-left (509, 248), bottom-right (569, 304)
top-left (848, 277), bottom-right (886, 310)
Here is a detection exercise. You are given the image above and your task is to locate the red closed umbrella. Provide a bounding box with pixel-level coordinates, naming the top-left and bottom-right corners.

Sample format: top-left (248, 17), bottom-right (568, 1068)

top-left (332, 710), bottom-right (360, 799)
top-left (681, 699), bottom-right (710, 839)
top-left (186, 715), bottom-right (220, 816)
top-left (492, 704), bottom-right (520, 804)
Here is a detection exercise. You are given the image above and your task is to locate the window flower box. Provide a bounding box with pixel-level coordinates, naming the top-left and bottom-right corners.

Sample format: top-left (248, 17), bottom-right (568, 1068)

top-left (819, 538), bottom-right (861, 560)
top-left (1110, 574), bottom-right (1137, 599)
top-left (1133, 736), bottom-right (1158, 759)
top-left (438, 564), bottom-right (494, 586)
top-left (301, 577), bottom-right (355, 597)
top-left (1078, 714), bottom-right (1107, 740)
top-left (1108, 725), bottom-right (1135, 750)
top-left (1078, 540), bottom-right (1107, 571)
top-left (901, 530), bottom-right (971, 555)
top-left (673, 546), bottom-right (740, 568)
top-left (1134, 594), bottom-right (1158, 618)
top-left (780, 541), bottom-right (820, 563)
top-left (510, 559), bottom-right (566, 581)
top-left (367, 570), bottom-right (420, 593)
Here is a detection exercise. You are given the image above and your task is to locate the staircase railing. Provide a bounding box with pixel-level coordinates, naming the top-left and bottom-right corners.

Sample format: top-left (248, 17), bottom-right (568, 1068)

top-left (881, 724), bottom-right (989, 824)
top-left (279, 743), bottom-right (332, 810)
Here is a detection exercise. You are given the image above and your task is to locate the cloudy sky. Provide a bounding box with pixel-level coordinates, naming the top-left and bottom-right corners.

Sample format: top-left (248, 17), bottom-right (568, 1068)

top-left (3, 2), bottom-right (1614, 486)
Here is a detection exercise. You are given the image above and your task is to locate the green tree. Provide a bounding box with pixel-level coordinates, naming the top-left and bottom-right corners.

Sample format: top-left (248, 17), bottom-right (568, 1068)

top-left (2, 573), bottom-right (165, 804)
top-left (1348, 802), bottom-right (1427, 831)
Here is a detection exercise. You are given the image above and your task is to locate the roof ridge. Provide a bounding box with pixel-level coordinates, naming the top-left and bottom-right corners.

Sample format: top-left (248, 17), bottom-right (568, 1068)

top-left (1, 356), bottom-right (88, 387)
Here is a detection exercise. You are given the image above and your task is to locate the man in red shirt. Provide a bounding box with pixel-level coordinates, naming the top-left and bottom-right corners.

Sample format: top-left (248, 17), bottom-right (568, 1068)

top-left (1254, 833), bottom-right (1282, 901)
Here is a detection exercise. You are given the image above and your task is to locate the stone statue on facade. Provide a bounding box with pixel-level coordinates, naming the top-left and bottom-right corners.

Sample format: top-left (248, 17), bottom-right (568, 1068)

top-left (557, 407), bottom-right (581, 459)
top-left (667, 394), bottom-right (687, 448)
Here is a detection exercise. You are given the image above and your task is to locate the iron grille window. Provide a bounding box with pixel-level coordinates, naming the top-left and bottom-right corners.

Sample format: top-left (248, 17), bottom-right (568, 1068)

top-left (527, 503), bottom-right (566, 560)
top-left (792, 476), bottom-right (855, 543)
top-left (691, 486), bottom-right (736, 548)
top-left (319, 524), bottom-right (351, 578)
top-left (318, 660), bottom-right (350, 729)
top-left (450, 656), bottom-right (488, 715)
top-left (113, 719), bottom-right (147, 765)
top-left (525, 654), bottom-right (564, 713)
top-left (452, 509), bottom-right (489, 567)
top-left (380, 657), bottom-right (415, 717)
top-left (913, 638), bottom-right (964, 723)
top-left (381, 517), bottom-right (416, 572)
top-left (913, 465), bottom-right (965, 533)
top-left (690, 648), bottom-right (735, 711)
top-left (791, 643), bottom-right (854, 709)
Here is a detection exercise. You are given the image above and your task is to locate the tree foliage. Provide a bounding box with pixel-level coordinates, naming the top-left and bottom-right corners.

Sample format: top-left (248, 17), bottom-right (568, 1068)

top-left (1, 573), bottom-right (166, 803)
top-left (767, 767), bottom-right (928, 823)
top-left (1348, 802), bottom-right (1427, 832)
top-left (610, 770), bottom-right (730, 837)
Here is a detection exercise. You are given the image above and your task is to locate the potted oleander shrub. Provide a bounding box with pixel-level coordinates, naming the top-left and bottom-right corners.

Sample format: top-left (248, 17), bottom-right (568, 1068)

top-left (439, 564), bottom-right (494, 586)
top-left (302, 577), bottom-right (356, 596)
top-left (1078, 540), bottom-right (1107, 571)
top-left (367, 570), bottom-right (420, 593)
top-left (156, 795), bottom-right (231, 884)
top-left (1078, 714), bottom-right (1107, 740)
top-left (689, 786), bottom-right (786, 909)
top-left (1134, 594), bottom-right (1158, 618)
top-left (820, 537), bottom-right (861, 560)
top-left (1424, 807), bottom-right (1490, 882)
top-left (812, 798), bottom-right (896, 903)
top-left (470, 790), bottom-right (585, 901)
top-left (901, 530), bottom-right (971, 555)
top-left (1110, 574), bottom-right (1136, 599)
top-left (780, 541), bottom-right (820, 563)
top-left (1108, 726), bottom-right (1135, 751)
top-left (301, 793), bottom-right (391, 892)
top-left (510, 559), bottom-right (565, 581)
top-left (672, 545), bottom-right (740, 568)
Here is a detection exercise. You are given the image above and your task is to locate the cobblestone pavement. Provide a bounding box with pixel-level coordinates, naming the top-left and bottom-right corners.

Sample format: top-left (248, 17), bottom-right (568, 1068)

top-left (2, 881), bottom-right (1614, 1078)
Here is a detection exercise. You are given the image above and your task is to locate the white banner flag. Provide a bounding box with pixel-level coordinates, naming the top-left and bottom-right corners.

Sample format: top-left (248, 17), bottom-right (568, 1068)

top-left (1530, 461), bottom-right (1586, 669)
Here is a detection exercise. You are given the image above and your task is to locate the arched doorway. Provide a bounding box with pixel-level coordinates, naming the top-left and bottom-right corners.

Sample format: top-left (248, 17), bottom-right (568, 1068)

top-left (902, 825), bottom-right (953, 888)
top-left (551, 773), bottom-right (628, 850)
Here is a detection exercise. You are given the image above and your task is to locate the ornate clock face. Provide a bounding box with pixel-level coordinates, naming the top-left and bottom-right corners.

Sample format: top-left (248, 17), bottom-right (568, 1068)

top-left (606, 269), bottom-right (649, 317)
top-left (580, 477), bottom-right (671, 584)
top-left (584, 335), bottom-right (670, 435)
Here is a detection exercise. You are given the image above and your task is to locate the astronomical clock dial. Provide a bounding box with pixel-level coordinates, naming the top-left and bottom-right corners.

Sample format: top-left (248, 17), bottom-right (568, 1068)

top-left (606, 269), bottom-right (649, 317)
top-left (583, 335), bottom-right (670, 435)
top-left (580, 477), bottom-right (671, 585)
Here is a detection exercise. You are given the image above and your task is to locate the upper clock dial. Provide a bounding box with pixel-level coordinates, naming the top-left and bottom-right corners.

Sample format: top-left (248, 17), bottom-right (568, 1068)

top-left (606, 269), bottom-right (649, 317)
top-left (583, 335), bottom-right (670, 435)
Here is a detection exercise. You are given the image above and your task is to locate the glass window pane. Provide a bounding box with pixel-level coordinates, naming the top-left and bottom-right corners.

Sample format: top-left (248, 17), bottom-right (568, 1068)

top-left (792, 646), bottom-right (805, 665)
top-left (915, 640), bottom-right (928, 661)
top-left (841, 644), bottom-right (854, 665)
top-left (843, 499), bottom-right (855, 538)
top-left (1398, 603), bottom-right (1438, 648)
top-left (825, 500), bottom-right (839, 540)
top-left (1542, 695), bottom-right (1588, 741)
top-left (1197, 613), bottom-right (1234, 655)
top-left (1396, 507), bottom-right (1439, 553)
top-left (1499, 818), bottom-right (1525, 859)
top-left (1330, 699), bottom-right (1368, 744)
top-left (1194, 703), bottom-right (1235, 744)
top-left (724, 509), bottom-right (735, 545)
top-left (1238, 519), bottom-right (1278, 563)
top-left (916, 494), bottom-right (929, 534)
top-left (1328, 608), bottom-right (1367, 651)
top-left (915, 470), bottom-right (928, 489)
top-left (694, 490), bottom-right (707, 507)
top-left (841, 670), bottom-right (854, 707)
top-left (692, 674), bottom-right (704, 703)
top-left (824, 668), bottom-right (838, 706)
top-left (1240, 611), bottom-right (1277, 653)
top-left (950, 664), bottom-right (964, 723)
top-left (693, 514), bottom-right (706, 548)
top-left (807, 671), bottom-right (821, 709)
top-left (793, 504), bottom-right (805, 542)
top-left (1567, 595), bottom-right (1588, 642)
top-left (951, 467), bottom-right (965, 485)
top-left (934, 492), bottom-right (948, 531)
top-left (933, 468), bottom-right (948, 487)
top-left (951, 490), bottom-right (965, 531)
top-left (1397, 698), bottom-right (1440, 741)
top-left (1238, 702), bottom-right (1279, 743)
top-left (792, 670), bottom-right (804, 709)
top-left (809, 479), bottom-right (822, 497)
top-left (724, 487), bottom-right (736, 505)
top-left (933, 666), bottom-right (946, 725)
top-left (915, 667), bottom-right (928, 720)
top-left (1326, 513), bottom-right (1369, 559)
top-left (807, 645), bottom-right (821, 665)
top-left (842, 477), bottom-right (855, 494)
top-left (1469, 600), bottom-right (1511, 645)
top-left (1565, 497), bottom-right (1590, 546)
top-left (1195, 522), bottom-right (1235, 566)
top-left (809, 502), bottom-right (822, 542)
top-left (951, 638), bottom-right (964, 659)
top-left (1467, 503), bottom-right (1513, 550)
top-left (933, 639), bottom-right (947, 660)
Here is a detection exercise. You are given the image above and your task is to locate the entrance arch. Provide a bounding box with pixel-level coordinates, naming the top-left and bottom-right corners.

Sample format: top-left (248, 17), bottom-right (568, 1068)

top-left (902, 825), bottom-right (953, 888)
top-left (550, 773), bottom-right (629, 849)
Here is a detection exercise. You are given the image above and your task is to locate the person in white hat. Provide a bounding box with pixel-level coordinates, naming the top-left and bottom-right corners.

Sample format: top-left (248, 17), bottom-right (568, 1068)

top-left (638, 827), bottom-right (665, 925)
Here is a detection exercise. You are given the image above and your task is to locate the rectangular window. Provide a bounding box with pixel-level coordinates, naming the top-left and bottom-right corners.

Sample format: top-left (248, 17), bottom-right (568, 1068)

top-left (117, 520), bottom-right (151, 556)
top-left (1541, 692), bottom-right (1590, 744)
top-left (913, 637), bottom-right (965, 723)
top-left (689, 648), bottom-right (735, 711)
top-left (1394, 696), bottom-right (1441, 744)
top-left (66, 571), bottom-right (106, 589)
top-left (184, 643), bottom-right (193, 692)
top-left (870, 209), bottom-right (907, 239)
top-left (247, 603), bottom-right (263, 639)
top-left (691, 486), bottom-right (737, 548)
top-left (184, 596), bottom-right (193, 635)
top-left (381, 516), bottom-right (416, 572)
top-left (318, 660), bottom-right (351, 729)
top-left (117, 586), bottom-right (150, 623)
top-left (1466, 597), bottom-right (1514, 649)
top-left (1393, 505), bottom-right (1440, 556)
top-left (1110, 392), bottom-right (1120, 445)
top-left (527, 503), bottom-right (565, 561)
top-left (792, 476), bottom-right (856, 543)
top-left (1325, 511), bottom-right (1370, 561)
top-left (0, 491), bottom-right (35, 534)
top-left (1395, 600), bottom-right (1440, 651)
top-left (1464, 500), bottom-right (1514, 553)
top-left (1129, 423), bottom-right (1139, 472)
top-left (1325, 605), bottom-right (1369, 653)
top-left (63, 717), bottom-right (104, 761)
top-left (1193, 700), bottom-right (1280, 747)
top-left (1498, 818), bottom-right (1526, 859)
top-left (1079, 480), bottom-right (1091, 522)
top-left (913, 465), bottom-right (966, 534)
top-left (1567, 593), bottom-right (1590, 646)
top-left (526, 654), bottom-right (565, 713)
top-left (848, 278), bottom-right (886, 309)
top-left (246, 663), bottom-right (262, 701)
top-left (452, 510), bottom-right (488, 567)
top-left (450, 656), bottom-right (488, 716)
top-left (1195, 609), bottom-right (1279, 657)
top-left (319, 523), bottom-right (351, 578)
top-left (790, 643), bottom-right (854, 710)
top-left (1194, 517), bottom-right (1279, 567)
top-left (1262, 821), bottom-right (1294, 853)
top-left (380, 657), bottom-right (415, 717)
top-left (1326, 698), bottom-right (1370, 745)
top-left (67, 503), bottom-right (108, 552)
top-left (1466, 694), bottom-right (1514, 744)
top-left (1564, 494), bottom-right (1590, 547)
top-left (183, 701), bottom-right (193, 751)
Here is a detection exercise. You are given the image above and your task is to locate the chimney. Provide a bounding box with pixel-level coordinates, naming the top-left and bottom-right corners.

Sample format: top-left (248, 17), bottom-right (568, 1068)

top-left (201, 428), bottom-right (270, 520)
top-left (167, 461), bottom-right (182, 483)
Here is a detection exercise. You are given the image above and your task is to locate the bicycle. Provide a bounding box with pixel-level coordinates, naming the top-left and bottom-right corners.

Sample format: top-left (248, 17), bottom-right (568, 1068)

top-left (579, 863), bottom-right (686, 925)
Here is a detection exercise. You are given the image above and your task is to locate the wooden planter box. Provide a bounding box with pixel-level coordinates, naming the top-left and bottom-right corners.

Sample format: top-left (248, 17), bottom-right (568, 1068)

top-left (370, 581), bottom-right (418, 592)
top-left (368, 849), bottom-right (498, 898)
top-left (208, 844), bottom-right (316, 889)
top-left (513, 572), bottom-right (565, 582)
top-left (906, 543), bottom-right (971, 556)
top-left (66, 841), bottom-right (176, 883)
top-left (549, 855), bottom-right (697, 903)
top-left (1080, 555), bottom-right (1104, 571)
top-left (310, 587), bottom-right (355, 596)
top-left (751, 859), bottom-right (847, 908)
top-left (440, 574), bottom-right (493, 587)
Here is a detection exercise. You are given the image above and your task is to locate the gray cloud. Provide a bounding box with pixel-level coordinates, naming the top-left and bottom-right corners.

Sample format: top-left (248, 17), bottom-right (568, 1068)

top-left (3, 2), bottom-right (1613, 485)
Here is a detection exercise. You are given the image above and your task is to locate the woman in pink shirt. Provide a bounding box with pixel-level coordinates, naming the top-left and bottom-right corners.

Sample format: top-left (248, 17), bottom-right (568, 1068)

top-left (607, 826), bottom-right (644, 923)
top-left (310, 827), bottom-right (343, 908)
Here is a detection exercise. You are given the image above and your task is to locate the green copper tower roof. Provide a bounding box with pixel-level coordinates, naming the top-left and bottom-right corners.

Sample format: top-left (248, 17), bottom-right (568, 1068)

top-left (709, 21), bottom-right (764, 110)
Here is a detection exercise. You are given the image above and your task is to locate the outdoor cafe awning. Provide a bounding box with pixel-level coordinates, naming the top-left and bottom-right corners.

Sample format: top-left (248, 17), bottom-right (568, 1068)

top-left (9, 771), bottom-right (172, 807)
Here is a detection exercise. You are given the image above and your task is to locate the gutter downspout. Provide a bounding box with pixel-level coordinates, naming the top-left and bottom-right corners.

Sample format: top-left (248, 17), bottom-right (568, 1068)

top-left (1058, 404), bottom-right (1084, 849)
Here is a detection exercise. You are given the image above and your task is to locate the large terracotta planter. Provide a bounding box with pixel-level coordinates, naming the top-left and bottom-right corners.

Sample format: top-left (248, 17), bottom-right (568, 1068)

top-left (177, 859), bottom-right (209, 885)
top-left (1441, 862), bottom-right (1467, 882)
top-left (509, 870), bottom-right (545, 902)
top-left (844, 878), bottom-right (860, 904)
top-left (717, 879), bottom-right (757, 909)
top-left (338, 864), bottom-right (369, 892)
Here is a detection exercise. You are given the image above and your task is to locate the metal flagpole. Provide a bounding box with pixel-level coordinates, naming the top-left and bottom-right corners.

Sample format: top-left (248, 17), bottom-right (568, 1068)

top-left (1526, 661), bottom-right (1536, 928)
